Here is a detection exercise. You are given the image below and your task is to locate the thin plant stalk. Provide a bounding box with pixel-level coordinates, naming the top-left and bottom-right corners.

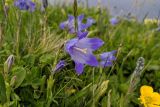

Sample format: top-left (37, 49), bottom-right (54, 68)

top-left (0, 24), bottom-right (3, 46)
top-left (73, 0), bottom-right (78, 33)
top-left (92, 68), bottom-right (95, 107)
top-left (16, 12), bottom-right (22, 59)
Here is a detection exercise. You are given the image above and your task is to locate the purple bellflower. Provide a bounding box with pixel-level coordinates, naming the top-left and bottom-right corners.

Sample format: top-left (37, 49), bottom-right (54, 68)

top-left (52, 60), bottom-right (66, 73)
top-left (110, 17), bottom-right (119, 25)
top-left (14, 0), bottom-right (36, 12)
top-left (65, 37), bottom-right (104, 75)
top-left (42, 0), bottom-right (48, 9)
top-left (60, 14), bottom-right (95, 39)
top-left (100, 50), bottom-right (117, 67)
top-left (41, 0), bottom-right (48, 12)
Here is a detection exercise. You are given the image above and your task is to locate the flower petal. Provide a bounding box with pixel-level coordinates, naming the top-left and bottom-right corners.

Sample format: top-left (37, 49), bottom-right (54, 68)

top-left (29, 1), bottom-right (36, 12)
top-left (68, 15), bottom-right (74, 22)
top-left (67, 15), bottom-right (75, 33)
top-left (86, 18), bottom-right (95, 27)
top-left (60, 21), bottom-right (68, 29)
top-left (59, 14), bottom-right (95, 35)
top-left (65, 38), bottom-right (78, 53)
top-left (14, 0), bottom-right (35, 12)
top-left (100, 50), bottom-right (117, 60)
top-left (70, 47), bottom-right (99, 66)
top-left (140, 85), bottom-right (153, 96)
top-left (53, 60), bottom-right (66, 72)
top-left (76, 38), bottom-right (104, 51)
top-left (82, 18), bottom-right (95, 30)
top-left (148, 104), bottom-right (160, 107)
top-left (14, 1), bottom-right (19, 7)
top-left (78, 14), bottom-right (84, 22)
top-left (85, 54), bottom-right (99, 66)
top-left (110, 17), bottom-right (119, 25)
top-left (75, 62), bottom-right (84, 75)
top-left (150, 92), bottom-right (160, 105)
top-left (42, 0), bottom-right (48, 9)
top-left (77, 31), bottom-right (88, 39)
top-left (100, 61), bottom-right (113, 67)
top-left (60, 15), bottom-right (74, 30)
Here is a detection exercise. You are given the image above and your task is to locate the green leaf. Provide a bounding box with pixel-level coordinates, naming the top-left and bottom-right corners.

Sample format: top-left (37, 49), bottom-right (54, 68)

top-left (31, 78), bottom-right (41, 89)
top-left (87, 80), bottom-right (109, 107)
top-left (94, 80), bottom-right (109, 102)
top-left (12, 67), bottom-right (26, 89)
top-left (46, 76), bottom-right (54, 107)
top-left (39, 54), bottom-right (54, 64)
top-left (66, 83), bottom-right (92, 106)
top-left (22, 54), bottom-right (36, 66)
top-left (21, 67), bottom-right (41, 88)
top-left (40, 75), bottom-right (46, 92)
top-left (0, 72), bottom-right (7, 104)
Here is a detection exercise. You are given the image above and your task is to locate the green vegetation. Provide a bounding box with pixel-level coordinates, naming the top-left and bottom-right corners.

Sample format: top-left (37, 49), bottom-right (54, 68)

top-left (0, 2), bottom-right (160, 107)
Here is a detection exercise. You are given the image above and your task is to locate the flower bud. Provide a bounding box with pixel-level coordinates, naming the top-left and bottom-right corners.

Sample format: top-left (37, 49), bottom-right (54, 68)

top-left (4, 55), bottom-right (14, 79)
top-left (5, 55), bottom-right (14, 72)
top-left (52, 60), bottom-right (66, 74)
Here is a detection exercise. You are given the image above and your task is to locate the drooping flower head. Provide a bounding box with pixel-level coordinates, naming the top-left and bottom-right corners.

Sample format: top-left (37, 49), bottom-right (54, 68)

top-left (41, 0), bottom-right (48, 12)
top-left (139, 85), bottom-right (160, 107)
top-left (99, 50), bottom-right (117, 67)
top-left (42, 0), bottom-right (48, 9)
top-left (14, 0), bottom-right (36, 12)
top-left (65, 37), bottom-right (104, 75)
top-left (110, 17), bottom-right (119, 25)
top-left (52, 60), bottom-right (66, 73)
top-left (60, 14), bottom-right (95, 39)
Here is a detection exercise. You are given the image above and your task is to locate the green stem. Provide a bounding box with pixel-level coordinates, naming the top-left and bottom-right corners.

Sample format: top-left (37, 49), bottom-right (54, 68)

top-left (92, 68), bottom-right (95, 107)
top-left (16, 12), bottom-right (21, 59)
top-left (73, 0), bottom-right (78, 32)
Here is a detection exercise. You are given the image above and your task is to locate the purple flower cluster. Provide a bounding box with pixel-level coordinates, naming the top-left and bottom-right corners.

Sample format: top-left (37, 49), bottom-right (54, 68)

top-left (55, 14), bottom-right (117, 75)
top-left (60, 14), bottom-right (95, 39)
top-left (14, 0), bottom-right (36, 12)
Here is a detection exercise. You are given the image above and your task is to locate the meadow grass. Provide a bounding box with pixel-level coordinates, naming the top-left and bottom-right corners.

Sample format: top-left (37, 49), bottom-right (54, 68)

top-left (0, 2), bottom-right (160, 107)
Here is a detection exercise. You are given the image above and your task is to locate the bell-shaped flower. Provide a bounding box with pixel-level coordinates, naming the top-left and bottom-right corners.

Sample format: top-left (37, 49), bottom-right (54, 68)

top-left (65, 37), bottom-right (104, 75)
top-left (42, 0), bottom-right (48, 9)
top-left (52, 60), bottom-right (66, 73)
top-left (14, 0), bottom-right (36, 12)
top-left (100, 50), bottom-right (117, 67)
top-left (60, 14), bottom-right (95, 38)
